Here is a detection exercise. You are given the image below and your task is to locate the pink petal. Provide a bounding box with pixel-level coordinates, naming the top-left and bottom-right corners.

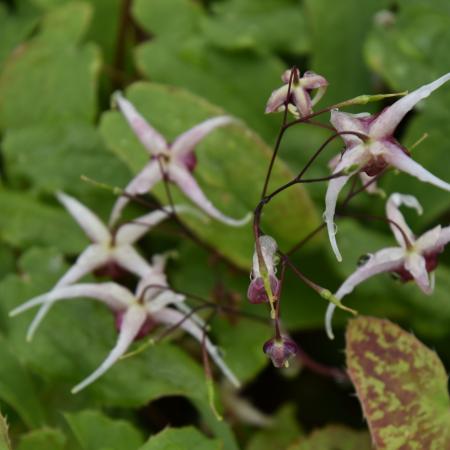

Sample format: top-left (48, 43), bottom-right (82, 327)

top-left (370, 73), bottom-right (450, 139)
top-left (384, 142), bottom-right (450, 192)
top-left (415, 225), bottom-right (442, 253)
top-left (435, 225), bottom-right (450, 249)
top-left (153, 307), bottom-right (241, 388)
top-left (292, 86), bottom-right (312, 117)
top-left (71, 305), bottom-right (147, 393)
top-left (325, 247), bottom-right (405, 339)
top-left (385, 193), bottom-right (421, 247)
top-left (301, 71), bottom-right (328, 89)
top-left (265, 85), bottom-right (290, 113)
top-left (168, 163), bottom-right (250, 226)
top-left (171, 116), bottom-right (234, 161)
top-left (404, 252), bottom-right (433, 295)
top-left (330, 111), bottom-right (369, 148)
top-left (114, 92), bottom-right (168, 156)
top-left (109, 160), bottom-right (162, 226)
top-left (57, 192), bottom-right (110, 243)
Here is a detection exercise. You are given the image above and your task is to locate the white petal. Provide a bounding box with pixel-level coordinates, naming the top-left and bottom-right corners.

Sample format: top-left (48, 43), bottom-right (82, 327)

top-left (115, 205), bottom-right (197, 245)
top-left (112, 245), bottom-right (153, 279)
top-left (415, 225), bottom-right (442, 253)
top-left (265, 85), bottom-right (290, 113)
top-left (71, 305), bottom-right (147, 393)
top-left (434, 225), bottom-right (450, 250)
top-left (252, 235), bottom-right (278, 278)
top-left (325, 247), bottom-right (405, 339)
top-left (371, 73), bottom-right (450, 138)
top-left (171, 116), bottom-right (234, 160)
top-left (330, 110), bottom-right (368, 148)
top-left (10, 282), bottom-right (134, 326)
top-left (404, 252), bottom-right (433, 295)
top-left (384, 143), bottom-right (450, 192)
top-left (292, 86), bottom-right (312, 117)
top-left (168, 164), bottom-right (251, 227)
top-left (55, 244), bottom-right (109, 287)
top-left (153, 308), bottom-right (241, 388)
top-left (114, 92), bottom-right (168, 156)
top-left (109, 160), bottom-right (162, 226)
top-left (57, 192), bottom-right (110, 243)
top-left (385, 193), bottom-right (421, 247)
top-left (145, 290), bottom-right (185, 313)
top-left (324, 145), bottom-right (368, 261)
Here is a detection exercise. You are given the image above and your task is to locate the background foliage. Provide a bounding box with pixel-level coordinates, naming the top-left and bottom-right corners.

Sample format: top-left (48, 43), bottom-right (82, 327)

top-left (0, 0), bottom-right (449, 448)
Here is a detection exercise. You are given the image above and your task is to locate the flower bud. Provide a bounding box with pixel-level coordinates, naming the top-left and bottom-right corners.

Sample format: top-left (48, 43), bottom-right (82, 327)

top-left (263, 336), bottom-right (298, 368)
top-left (247, 275), bottom-right (280, 304)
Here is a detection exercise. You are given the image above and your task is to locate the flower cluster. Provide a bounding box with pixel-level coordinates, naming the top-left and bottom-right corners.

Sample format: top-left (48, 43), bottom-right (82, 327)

top-left (249, 67), bottom-right (450, 366)
top-left (10, 94), bottom-right (249, 392)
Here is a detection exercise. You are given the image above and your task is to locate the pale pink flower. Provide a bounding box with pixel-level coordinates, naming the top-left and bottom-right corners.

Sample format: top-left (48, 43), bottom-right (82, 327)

top-left (110, 93), bottom-right (250, 227)
top-left (25, 192), bottom-right (190, 341)
top-left (324, 73), bottom-right (450, 261)
top-left (10, 260), bottom-right (240, 392)
top-left (265, 68), bottom-right (328, 117)
top-left (325, 193), bottom-right (450, 339)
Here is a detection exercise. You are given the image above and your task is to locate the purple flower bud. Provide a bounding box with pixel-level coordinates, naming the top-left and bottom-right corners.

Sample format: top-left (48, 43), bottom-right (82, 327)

top-left (115, 310), bottom-right (156, 340)
top-left (263, 336), bottom-right (298, 368)
top-left (247, 274), bottom-right (280, 304)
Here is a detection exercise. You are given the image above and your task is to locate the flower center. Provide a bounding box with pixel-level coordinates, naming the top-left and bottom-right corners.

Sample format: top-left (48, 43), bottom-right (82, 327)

top-left (115, 310), bottom-right (156, 340)
top-left (362, 155), bottom-right (388, 177)
top-left (392, 250), bottom-right (442, 282)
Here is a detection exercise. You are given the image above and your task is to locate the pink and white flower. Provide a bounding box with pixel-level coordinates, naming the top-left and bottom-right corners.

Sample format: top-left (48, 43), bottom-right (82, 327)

top-left (325, 193), bottom-right (450, 339)
top-left (324, 73), bottom-right (450, 261)
top-left (265, 68), bottom-right (328, 117)
top-left (10, 258), bottom-right (240, 392)
top-left (110, 93), bottom-right (250, 227)
top-left (25, 192), bottom-right (191, 341)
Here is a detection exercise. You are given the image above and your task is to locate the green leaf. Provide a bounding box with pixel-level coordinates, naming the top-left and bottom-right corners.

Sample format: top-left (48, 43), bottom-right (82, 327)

top-left (0, 412), bottom-right (11, 450)
top-left (65, 410), bottom-right (144, 450)
top-left (0, 336), bottom-right (45, 428)
top-left (288, 425), bottom-right (371, 450)
top-left (246, 405), bottom-right (302, 450)
top-left (305, 0), bottom-right (387, 105)
top-left (0, 2), bottom-right (100, 130)
top-left (139, 426), bottom-right (221, 450)
top-left (346, 316), bottom-right (450, 449)
top-left (202, 0), bottom-right (310, 54)
top-left (99, 82), bottom-right (319, 269)
top-left (0, 190), bottom-right (85, 253)
top-left (365, 0), bottom-right (450, 223)
top-left (16, 428), bottom-right (66, 450)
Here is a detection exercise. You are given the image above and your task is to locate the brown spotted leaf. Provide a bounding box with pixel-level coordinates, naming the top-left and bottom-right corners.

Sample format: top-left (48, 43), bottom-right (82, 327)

top-left (346, 316), bottom-right (450, 450)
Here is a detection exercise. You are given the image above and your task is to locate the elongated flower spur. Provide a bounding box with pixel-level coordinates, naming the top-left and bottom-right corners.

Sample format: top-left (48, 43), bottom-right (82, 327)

top-left (265, 68), bottom-right (328, 117)
top-left (325, 73), bottom-right (450, 261)
top-left (25, 192), bottom-right (192, 342)
top-left (110, 92), bottom-right (250, 227)
top-left (325, 193), bottom-right (450, 339)
top-left (10, 260), bottom-right (240, 392)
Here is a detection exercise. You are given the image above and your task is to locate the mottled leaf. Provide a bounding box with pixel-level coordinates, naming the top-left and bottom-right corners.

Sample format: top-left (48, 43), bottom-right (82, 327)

top-left (16, 428), bottom-right (66, 450)
top-left (139, 426), bottom-right (221, 450)
top-left (65, 410), bottom-right (144, 450)
top-left (346, 316), bottom-right (450, 449)
top-left (100, 82), bottom-right (319, 269)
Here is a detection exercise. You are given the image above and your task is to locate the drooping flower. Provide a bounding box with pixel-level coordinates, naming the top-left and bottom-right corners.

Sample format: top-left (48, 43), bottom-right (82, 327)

top-left (324, 73), bottom-right (450, 261)
top-left (110, 92), bottom-right (250, 227)
top-left (10, 259), bottom-right (240, 392)
top-left (263, 336), bottom-right (299, 368)
top-left (325, 193), bottom-right (450, 339)
top-left (25, 192), bottom-right (191, 341)
top-left (247, 235), bottom-right (280, 304)
top-left (265, 68), bottom-right (328, 117)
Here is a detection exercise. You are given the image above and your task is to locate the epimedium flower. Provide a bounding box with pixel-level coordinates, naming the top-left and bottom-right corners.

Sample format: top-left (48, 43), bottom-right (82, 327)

top-left (110, 92), bottom-right (251, 227)
top-left (324, 73), bottom-right (450, 261)
top-left (247, 235), bottom-right (280, 305)
top-left (10, 259), bottom-right (240, 393)
top-left (25, 191), bottom-right (193, 342)
top-left (263, 336), bottom-right (299, 368)
top-left (325, 193), bottom-right (450, 339)
top-left (265, 68), bottom-right (328, 117)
